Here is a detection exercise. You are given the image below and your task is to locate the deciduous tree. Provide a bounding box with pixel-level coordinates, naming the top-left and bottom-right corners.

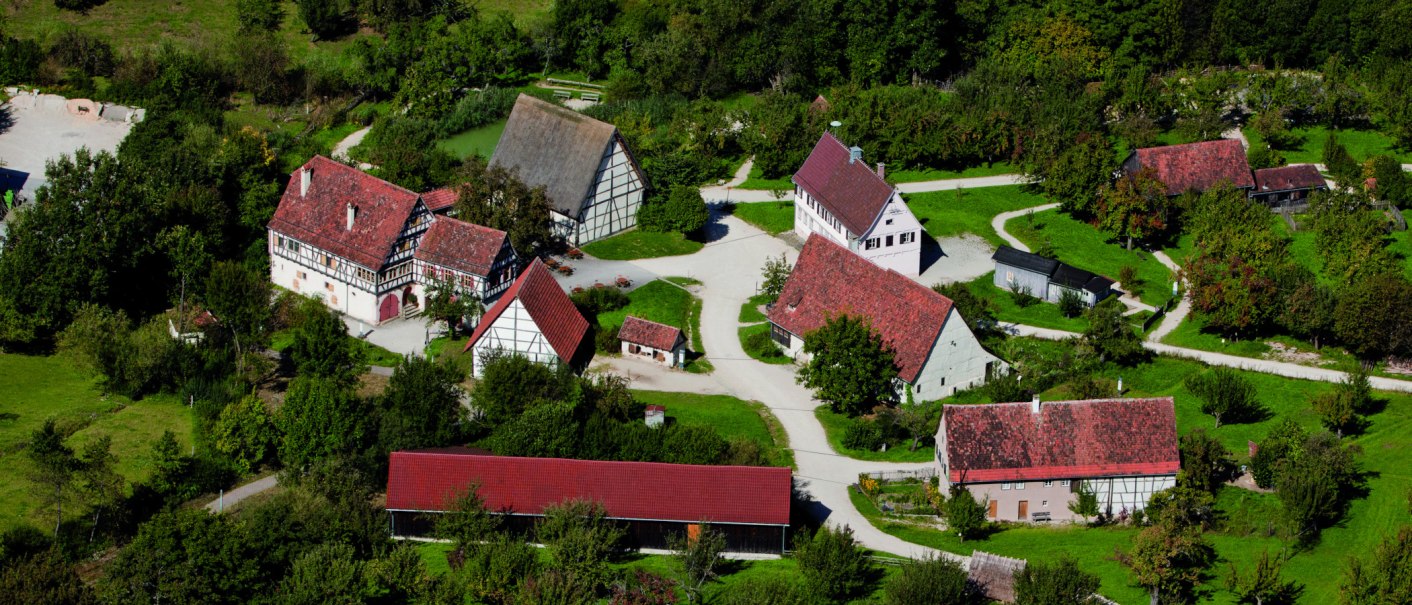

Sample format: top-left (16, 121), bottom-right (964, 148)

top-left (277, 377), bottom-right (367, 472)
top-left (27, 420), bottom-right (78, 538)
top-left (213, 394), bottom-right (279, 475)
top-left (1227, 550), bottom-right (1303, 605)
top-left (1014, 556), bottom-right (1101, 605)
top-left (453, 156), bottom-right (557, 259)
top-left (288, 296), bottom-right (364, 386)
top-left (422, 274), bottom-right (481, 337)
top-left (1185, 368), bottom-right (1263, 427)
top-left (882, 554), bottom-right (980, 605)
top-left (793, 525), bottom-right (876, 603)
top-left (377, 355), bottom-right (466, 454)
top-left (670, 523), bottom-right (727, 603)
top-left (1081, 299), bottom-right (1145, 365)
top-left (75, 436), bottom-right (123, 543)
top-left (796, 315), bottom-right (899, 416)
top-left (1119, 522), bottom-right (1216, 605)
top-left (1178, 429), bottom-right (1238, 494)
top-left (760, 254), bottom-right (792, 302)
top-left (537, 500), bottom-right (625, 592)
top-left (1096, 168), bottom-right (1173, 250)
top-left (947, 485), bottom-right (988, 540)
top-left (1341, 525), bottom-right (1412, 604)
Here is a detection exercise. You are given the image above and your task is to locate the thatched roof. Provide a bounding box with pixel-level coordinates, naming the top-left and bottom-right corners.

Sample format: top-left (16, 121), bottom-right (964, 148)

top-left (968, 551), bottom-right (1027, 603)
top-left (490, 94), bottom-right (618, 218)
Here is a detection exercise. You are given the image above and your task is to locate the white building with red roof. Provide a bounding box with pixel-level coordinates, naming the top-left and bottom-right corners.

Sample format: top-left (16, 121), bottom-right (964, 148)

top-left (792, 133), bottom-right (922, 274)
top-left (385, 450), bottom-right (792, 554)
top-left (267, 156), bottom-right (518, 326)
top-left (462, 259), bottom-right (592, 377)
top-left (618, 315), bottom-right (686, 368)
top-left (767, 235), bottom-right (1004, 398)
top-left (937, 397), bottom-right (1179, 523)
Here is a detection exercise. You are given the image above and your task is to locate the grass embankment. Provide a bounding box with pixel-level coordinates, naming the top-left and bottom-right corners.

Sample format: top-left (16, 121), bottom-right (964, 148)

top-left (905, 185), bottom-right (1047, 247)
top-left (869, 348), bottom-right (1412, 604)
top-left (814, 407), bottom-right (936, 464)
top-left (634, 390), bottom-right (794, 469)
top-left (738, 293), bottom-right (772, 323)
top-left (582, 231), bottom-right (704, 260)
top-left (731, 201), bottom-right (795, 235)
top-left (1010, 209), bottom-right (1175, 307)
top-left (0, 354), bottom-right (195, 529)
top-left (1244, 126), bottom-right (1411, 164)
top-left (963, 272), bottom-right (1090, 333)
top-left (739, 323), bottom-right (792, 365)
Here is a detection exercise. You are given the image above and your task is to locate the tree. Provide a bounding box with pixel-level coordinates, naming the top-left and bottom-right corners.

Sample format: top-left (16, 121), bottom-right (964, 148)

top-left (277, 543), bottom-right (371, 605)
top-left (1119, 522), bottom-right (1216, 605)
top-left (471, 353), bottom-right (575, 427)
top-left (0, 549), bottom-right (96, 605)
top-left (213, 394), bottom-right (278, 475)
top-left (1043, 135), bottom-right (1113, 216)
top-left (1068, 482), bottom-right (1100, 524)
top-left (75, 436), bottom-right (123, 543)
top-left (670, 523), bottom-right (727, 603)
top-left (1370, 154), bottom-right (1410, 205)
top-left (203, 261), bottom-right (273, 375)
top-left (1341, 526), bottom-right (1412, 605)
top-left (1145, 486), bottom-right (1219, 532)
top-left (894, 403), bottom-right (933, 451)
top-left (378, 355), bottom-right (467, 454)
top-left (277, 377), bottom-right (367, 472)
top-left (946, 485), bottom-right (988, 540)
top-left (1014, 556), bottom-right (1101, 605)
top-left (1184, 252), bottom-right (1282, 337)
top-left (793, 525), bottom-right (876, 603)
top-left (297, 0), bottom-right (351, 40)
top-left (453, 156), bottom-right (558, 258)
top-left (760, 254), bottom-right (792, 302)
top-left (640, 185), bottom-right (709, 235)
top-left (27, 420), bottom-right (78, 538)
top-left (1227, 550), bottom-right (1303, 605)
top-left (158, 225), bottom-right (210, 334)
top-left (1185, 368), bottom-right (1262, 427)
top-left (796, 315), bottom-right (898, 416)
top-left (235, 0), bottom-right (284, 33)
top-left (1096, 168), bottom-right (1174, 250)
top-left (882, 554), bottom-right (979, 605)
top-left (1057, 288), bottom-right (1085, 318)
top-left (360, 116), bottom-right (459, 192)
top-left (422, 274), bottom-right (481, 337)
top-left (1247, 144), bottom-right (1286, 170)
top-left (435, 486), bottom-right (498, 550)
top-left (1335, 272), bottom-right (1412, 362)
top-left (99, 509), bottom-right (261, 605)
top-left (537, 500), bottom-right (625, 592)
top-left (1321, 132), bottom-right (1360, 188)
top-left (1178, 429), bottom-right (1238, 494)
top-left (288, 296), bottom-right (364, 386)
top-left (932, 282), bottom-right (996, 336)
top-left (1081, 299), bottom-right (1145, 365)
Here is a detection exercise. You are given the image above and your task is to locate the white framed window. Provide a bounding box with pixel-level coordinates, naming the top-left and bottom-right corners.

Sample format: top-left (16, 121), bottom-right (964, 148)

top-left (1006, 271), bottom-right (1016, 283)
top-left (1015, 482), bottom-right (1025, 490)
top-left (1060, 480), bottom-right (1072, 487)
top-left (864, 238), bottom-right (881, 250)
top-left (1043, 481), bottom-right (1053, 488)
top-left (1042, 500), bottom-right (1048, 507)
top-left (900, 231), bottom-right (915, 245)
top-left (1001, 483), bottom-right (1011, 491)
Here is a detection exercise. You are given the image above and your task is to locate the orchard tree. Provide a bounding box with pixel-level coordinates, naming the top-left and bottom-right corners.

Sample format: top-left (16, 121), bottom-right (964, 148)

top-left (932, 282), bottom-right (997, 337)
top-left (1081, 299), bottom-right (1145, 365)
top-left (27, 420), bottom-right (78, 538)
top-left (796, 315), bottom-right (899, 416)
top-left (277, 377), bottom-right (368, 472)
top-left (882, 555), bottom-right (981, 605)
top-left (1227, 550), bottom-right (1303, 605)
top-left (1341, 526), bottom-right (1412, 604)
top-left (1119, 522), bottom-right (1216, 605)
top-left (793, 525), bottom-right (876, 602)
top-left (946, 485), bottom-right (988, 541)
top-left (1014, 556), bottom-right (1101, 605)
top-left (639, 185), bottom-right (709, 235)
top-left (1178, 429), bottom-right (1239, 494)
top-left (75, 436), bottom-right (123, 543)
top-left (670, 524), bottom-right (727, 603)
top-left (234, 0), bottom-right (284, 33)
top-left (1096, 168), bottom-right (1173, 250)
top-left (1185, 368), bottom-right (1263, 427)
top-left (1183, 252), bottom-right (1281, 337)
top-left (1321, 132), bottom-right (1360, 188)
top-left (99, 509), bottom-right (261, 605)
top-left (297, 0), bottom-right (351, 40)
top-left (536, 500), bottom-right (625, 592)
top-left (422, 275), bottom-right (481, 337)
top-left (213, 394), bottom-right (278, 475)
top-left (1043, 134), bottom-right (1113, 217)
top-left (760, 254), bottom-right (792, 302)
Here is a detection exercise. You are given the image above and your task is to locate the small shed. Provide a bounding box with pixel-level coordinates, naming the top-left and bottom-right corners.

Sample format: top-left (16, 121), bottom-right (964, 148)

top-left (619, 315), bottom-right (686, 368)
top-left (1251, 164), bottom-right (1328, 208)
top-left (992, 246), bottom-right (1114, 307)
top-left (968, 551), bottom-right (1027, 603)
top-left (645, 404), bottom-right (666, 428)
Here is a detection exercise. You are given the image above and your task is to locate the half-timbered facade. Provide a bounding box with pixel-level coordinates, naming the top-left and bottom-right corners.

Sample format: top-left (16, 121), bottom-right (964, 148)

top-left (462, 259), bottom-right (591, 377)
top-left (792, 133), bottom-right (922, 275)
top-left (268, 156), bottom-right (518, 326)
top-left (412, 217), bottom-right (518, 304)
top-left (937, 397), bottom-right (1179, 523)
top-left (491, 94), bottom-right (648, 246)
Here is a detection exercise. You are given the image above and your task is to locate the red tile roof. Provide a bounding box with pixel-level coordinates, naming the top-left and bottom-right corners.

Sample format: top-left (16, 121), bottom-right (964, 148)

top-left (463, 259), bottom-right (589, 363)
top-left (792, 133), bottom-right (895, 236)
top-left (1253, 164), bottom-right (1326, 192)
top-left (422, 187), bottom-right (458, 212)
top-left (942, 397), bottom-right (1179, 483)
top-left (268, 156), bottom-right (420, 271)
top-left (414, 217), bottom-right (508, 277)
top-left (385, 452), bottom-right (792, 526)
top-left (618, 315), bottom-right (684, 351)
top-left (768, 235), bottom-right (955, 383)
top-left (1131, 139), bottom-right (1255, 195)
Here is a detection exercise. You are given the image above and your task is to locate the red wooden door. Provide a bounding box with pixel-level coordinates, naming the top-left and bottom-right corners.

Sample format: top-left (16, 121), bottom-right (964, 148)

top-left (378, 294), bottom-right (399, 322)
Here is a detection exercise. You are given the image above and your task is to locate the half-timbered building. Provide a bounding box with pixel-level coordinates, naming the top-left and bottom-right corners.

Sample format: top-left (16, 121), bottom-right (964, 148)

top-left (491, 94), bottom-right (648, 246)
top-left (268, 156), bottom-right (518, 326)
top-left (792, 133), bottom-right (922, 275)
top-left (462, 259), bottom-right (592, 377)
top-left (936, 397), bottom-right (1179, 523)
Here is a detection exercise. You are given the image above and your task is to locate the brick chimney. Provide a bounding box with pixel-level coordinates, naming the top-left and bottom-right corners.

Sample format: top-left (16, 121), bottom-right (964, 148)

top-left (876, 162), bottom-right (886, 178)
top-left (346, 203), bottom-right (356, 231)
top-left (300, 167), bottom-right (310, 197)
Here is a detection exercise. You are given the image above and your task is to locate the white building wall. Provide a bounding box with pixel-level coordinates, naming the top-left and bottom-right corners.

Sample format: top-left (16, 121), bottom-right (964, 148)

top-left (575, 137), bottom-right (647, 245)
top-left (792, 187), bottom-right (854, 245)
top-left (268, 231), bottom-right (381, 325)
top-left (856, 193), bottom-right (922, 275)
top-left (911, 308), bottom-right (1005, 398)
top-left (470, 299), bottom-right (561, 378)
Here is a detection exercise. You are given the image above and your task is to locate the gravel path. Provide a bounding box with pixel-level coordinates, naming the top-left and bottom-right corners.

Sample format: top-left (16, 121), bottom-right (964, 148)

top-left (1146, 250), bottom-right (1189, 342)
top-left (991, 203), bottom-right (1060, 251)
top-left (331, 126), bottom-right (371, 163)
top-left (204, 475), bottom-right (278, 513)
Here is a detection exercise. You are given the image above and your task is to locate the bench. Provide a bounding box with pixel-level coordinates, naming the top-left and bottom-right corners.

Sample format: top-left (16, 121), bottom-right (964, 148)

top-left (553, 90), bottom-right (571, 100)
top-left (581, 92), bottom-right (601, 103)
top-left (1030, 511), bottom-right (1052, 522)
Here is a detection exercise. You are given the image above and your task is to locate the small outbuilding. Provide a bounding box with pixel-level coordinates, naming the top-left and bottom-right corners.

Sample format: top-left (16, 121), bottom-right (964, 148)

top-left (1251, 164), bottom-right (1328, 208)
top-left (991, 245), bottom-right (1114, 307)
top-left (618, 315), bottom-right (686, 368)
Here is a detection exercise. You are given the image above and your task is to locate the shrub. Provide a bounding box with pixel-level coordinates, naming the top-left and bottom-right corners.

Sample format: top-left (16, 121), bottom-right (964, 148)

top-left (743, 330), bottom-right (783, 360)
top-left (1185, 368), bottom-right (1263, 427)
top-left (437, 87), bottom-right (520, 138)
top-left (793, 525), bottom-right (876, 603)
top-left (882, 555), bottom-right (980, 605)
top-left (47, 29), bottom-right (115, 77)
top-left (1057, 289), bottom-right (1085, 318)
top-left (0, 36), bottom-right (43, 85)
top-left (596, 324), bottom-right (621, 354)
top-left (841, 418), bottom-right (884, 451)
top-left (946, 486), bottom-right (988, 540)
top-left (234, 0), bottom-right (284, 33)
top-left (1009, 282), bottom-right (1039, 307)
top-left (570, 286), bottom-right (630, 316)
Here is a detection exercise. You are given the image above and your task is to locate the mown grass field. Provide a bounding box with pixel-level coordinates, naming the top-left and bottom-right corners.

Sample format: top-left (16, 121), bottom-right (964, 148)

top-left (905, 184), bottom-right (1048, 247)
top-left (634, 390), bottom-right (794, 468)
top-left (1244, 125), bottom-right (1411, 164)
top-left (738, 323), bottom-right (792, 365)
top-left (436, 120), bottom-right (507, 160)
top-left (1010, 209), bottom-right (1175, 306)
top-left (738, 293), bottom-right (772, 323)
top-left (731, 201), bottom-right (795, 235)
top-left (962, 272), bottom-right (1090, 333)
top-left (0, 354), bottom-right (194, 529)
top-left (900, 347), bottom-right (1412, 604)
top-left (814, 407), bottom-right (935, 463)
top-left (597, 280), bottom-right (691, 333)
top-left (582, 231), bottom-right (704, 260)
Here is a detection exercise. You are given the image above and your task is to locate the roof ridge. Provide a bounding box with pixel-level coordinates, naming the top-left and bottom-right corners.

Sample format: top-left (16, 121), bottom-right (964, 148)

top-left (392, 450), bottom-right (791, 474)
top-left (307, 155), bottom-right (421, 199)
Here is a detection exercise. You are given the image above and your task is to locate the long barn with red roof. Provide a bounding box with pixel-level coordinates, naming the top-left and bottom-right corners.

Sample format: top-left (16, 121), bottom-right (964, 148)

top-left (385, 451), bottom-right (793, 554)
top-left (937, 397), bottom-right (1179, 523)
top-left (767, 235), bottom-right (1005, 398)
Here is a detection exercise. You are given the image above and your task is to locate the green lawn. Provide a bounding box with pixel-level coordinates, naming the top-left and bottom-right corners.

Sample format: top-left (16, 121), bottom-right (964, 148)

top-left (582, 231), bottom-right (704, 260)
top-left (964, 272), bottom-right (1089, 333)
top-left (739, 323), bottom-right (792, 365)
top-left (905, 185), bottom-right (1048, 247)
top-left (736, 163), bottom-right (795, 191)
top-left (436, 120), bottom-right (508, 160)
top-left (1244, 125), bottom-right (1411, 164)
top-left (634, 390), bottom-right (793, 468)
top-left (1009, 209), bottom-right (1176, 306)
top-left (0, 354), bottom-right (194, 529)
top-left (424, 336), bottom-right (473, 376)
top-left (815, 407), bottom-right (936, 463)
top-left (598, 280), bottom-right (691, 332)
top-left (732, 201), bottom-right (795, 235)
top-left (739, 293), bottom-right (773, 323)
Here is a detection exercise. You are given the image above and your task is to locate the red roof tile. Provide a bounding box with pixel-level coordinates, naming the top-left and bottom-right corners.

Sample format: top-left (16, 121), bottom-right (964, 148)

top-left (422, 187), bottom-right (457, 212)
top-left (618, 315), bottom-right (684, 351)
top-left (792, 133), bottom-right (895, 236)
top-left (268, 156), bottom-right (421, 271)
top-left (768, 235), bottom-right (954, 383)
top-left (1132, 139), bottom-right (1255, 195)
top-left (386, 452), bottom-right (792, 526)
top-left (1253, 164), bottom-right (1326, 192)
top-left (463, 260), bottom-right (589, 363)
top-left (414, 217), bottom-right (508, 277)
top-left (942, 398), bottom-right (1179, 483)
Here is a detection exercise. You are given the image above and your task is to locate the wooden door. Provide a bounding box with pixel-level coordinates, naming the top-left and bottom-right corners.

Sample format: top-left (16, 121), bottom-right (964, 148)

top-left (987, 499), bottom-right (998, 519)
top-left (378, 294), bottom-right (399, 322)
top-left (1018, 500), bottom-right (1029, 520)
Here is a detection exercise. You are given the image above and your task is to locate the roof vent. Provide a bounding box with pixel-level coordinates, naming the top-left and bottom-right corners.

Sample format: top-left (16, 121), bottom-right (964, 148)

top-left (300, 167), bottom-right (311, 198)
top-left (346, 203), bottom-right (357, 231)
top-left (849, 146), bottom-right (863, 164)
top-left (1030, 396), bottom-right (1041, 415)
